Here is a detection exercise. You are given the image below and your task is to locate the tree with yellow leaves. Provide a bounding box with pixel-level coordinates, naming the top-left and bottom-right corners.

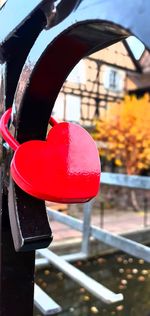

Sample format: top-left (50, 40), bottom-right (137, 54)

top-left (92, 94), bottom-right (150, 175)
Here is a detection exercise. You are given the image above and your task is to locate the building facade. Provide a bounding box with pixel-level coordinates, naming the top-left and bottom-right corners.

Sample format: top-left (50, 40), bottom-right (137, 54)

top-left (52, 39), bottom-right (140, 128)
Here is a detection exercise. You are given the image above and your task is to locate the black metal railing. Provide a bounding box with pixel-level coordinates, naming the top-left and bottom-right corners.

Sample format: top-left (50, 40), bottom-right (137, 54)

top-left (0, 1), bottom-right (150, 315)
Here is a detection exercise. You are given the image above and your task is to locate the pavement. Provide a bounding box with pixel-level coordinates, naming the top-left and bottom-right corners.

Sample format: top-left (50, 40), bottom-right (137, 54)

top-left (47, 205), bottom-right (150, 244)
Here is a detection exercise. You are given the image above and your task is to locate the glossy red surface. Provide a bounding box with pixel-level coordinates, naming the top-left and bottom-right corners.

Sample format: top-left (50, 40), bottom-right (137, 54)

top-left (0, 108), bottom-right (19, 151)
top-left (0, 109), bottom-right (100, 203)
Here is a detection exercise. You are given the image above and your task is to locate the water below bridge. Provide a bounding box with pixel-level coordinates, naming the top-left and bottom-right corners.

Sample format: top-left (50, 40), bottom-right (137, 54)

top-left (34, 251), bottom-right (150, 316)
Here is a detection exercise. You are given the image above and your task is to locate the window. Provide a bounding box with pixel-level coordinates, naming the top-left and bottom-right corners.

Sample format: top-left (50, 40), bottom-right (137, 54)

top-left (65, 95), bottom-right (81, 123)
top-left (103, 66), bottom-right (125, 92)
top-left (109, 69), bottom-right (118, 89)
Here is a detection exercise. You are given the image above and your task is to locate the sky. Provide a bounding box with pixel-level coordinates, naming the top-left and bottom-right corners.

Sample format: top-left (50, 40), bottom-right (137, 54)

top-left (126, 36), bottom-right (145, 60)
top-left (0, 0), bottom-right (41, 41)
top-left (0, 1), bottom-right (146, 62)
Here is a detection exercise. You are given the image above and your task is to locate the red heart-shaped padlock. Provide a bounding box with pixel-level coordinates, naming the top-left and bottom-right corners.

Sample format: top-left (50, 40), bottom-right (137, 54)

top-left (0, 108), bottom-right (100, 203)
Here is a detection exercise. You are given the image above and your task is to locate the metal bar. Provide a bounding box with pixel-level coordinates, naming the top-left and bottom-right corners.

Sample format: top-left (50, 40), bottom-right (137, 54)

top-left (37, 249), bottom-right (123, 304)
top-left (61, 252), bottom-right (87, 262)
top-left (100, 200), bottom-right (105, 228)
top-left (0, 58), bottom-right (37, 315)
top-left (91, 225), bottom-right (150, 262)
top-left (47, 208), bottom-right (83, 231)
top-left (101, 172), bottom-right (150, 190)
top-left (35, 252), bottom-right (87, 267)
top-left (47, 209), bottom-right (150, 262)
top-left (35, 258), bottom-right (49, 269)
top-left (0, 1), bottom-right (45, 42)
top-left (81, 201), bottom-right (93, 255)
top-left (143, 197), bottom-right (148, 228)
top-left (8, 179), bottom-right (52, 252)
top-left (0, 192), bottom-right (35, 316)
top-left (34, 284), bottom-right (62, 315)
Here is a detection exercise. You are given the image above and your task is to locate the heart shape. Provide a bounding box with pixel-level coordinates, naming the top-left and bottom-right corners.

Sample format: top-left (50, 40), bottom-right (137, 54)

top-left (11, 122), bottom-right (100, 203)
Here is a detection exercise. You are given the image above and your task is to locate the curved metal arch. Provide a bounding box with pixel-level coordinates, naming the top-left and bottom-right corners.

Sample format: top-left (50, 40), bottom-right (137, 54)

top-left (15, 0), bottom-right (150, 144)
top-left (71, 0), bottom-right (150, 49)
top-left (9, 0), bottom-right (150, 252)
top-left (15, 22), bottom-right (128, 143)
top-left (11, 14), bottom-right (129, 252)
top-left (0, 4), bottom-right (149, 314)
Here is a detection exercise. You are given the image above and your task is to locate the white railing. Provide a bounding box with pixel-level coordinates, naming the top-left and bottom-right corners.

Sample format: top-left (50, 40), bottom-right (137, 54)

top-left (36, 172), bottom-right (150, 313)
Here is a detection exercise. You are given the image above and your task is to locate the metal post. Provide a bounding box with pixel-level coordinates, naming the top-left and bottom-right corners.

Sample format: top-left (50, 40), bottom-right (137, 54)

top-left (0, 211), bottom-right (35, 316)
top-left (81, 200), bottom-right (93, 255)
top-left (144, 196), bottom-right (148, 228)
top-left (0, 4), bottom-right (53, 316)
top-left (100, 200), bottom-right (105, 228)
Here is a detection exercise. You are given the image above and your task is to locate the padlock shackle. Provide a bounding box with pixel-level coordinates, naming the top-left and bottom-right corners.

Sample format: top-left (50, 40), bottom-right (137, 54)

top-left (0, 107), bottom-right (58, 151)
top-left (49, 116), bottom-right (58, 127)
top-left (0, 108), bottom-right (19, 151)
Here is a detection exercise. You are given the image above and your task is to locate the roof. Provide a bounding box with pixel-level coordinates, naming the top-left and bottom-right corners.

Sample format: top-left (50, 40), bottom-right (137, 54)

top-left (139, 49), bottom-right (150, 73)
top-left (123, 40), bottom-right (142, 72)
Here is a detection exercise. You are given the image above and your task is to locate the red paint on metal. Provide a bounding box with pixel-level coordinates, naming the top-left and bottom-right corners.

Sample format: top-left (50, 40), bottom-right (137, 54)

top-left (0, 108), bottom-right (100, 203)
top-left (49, 116), bottom-right (58, 126)
top-left (0, 108), bottom-right (19, 151)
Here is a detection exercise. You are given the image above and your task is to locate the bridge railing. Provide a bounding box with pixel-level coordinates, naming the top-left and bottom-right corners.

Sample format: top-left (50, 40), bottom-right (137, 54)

top-left (33, 172), bottom-right (150, 313)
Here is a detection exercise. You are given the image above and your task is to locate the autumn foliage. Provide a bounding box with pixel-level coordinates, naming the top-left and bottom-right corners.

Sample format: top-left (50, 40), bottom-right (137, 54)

top-left (92, 94), bottom-right (150, 175)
